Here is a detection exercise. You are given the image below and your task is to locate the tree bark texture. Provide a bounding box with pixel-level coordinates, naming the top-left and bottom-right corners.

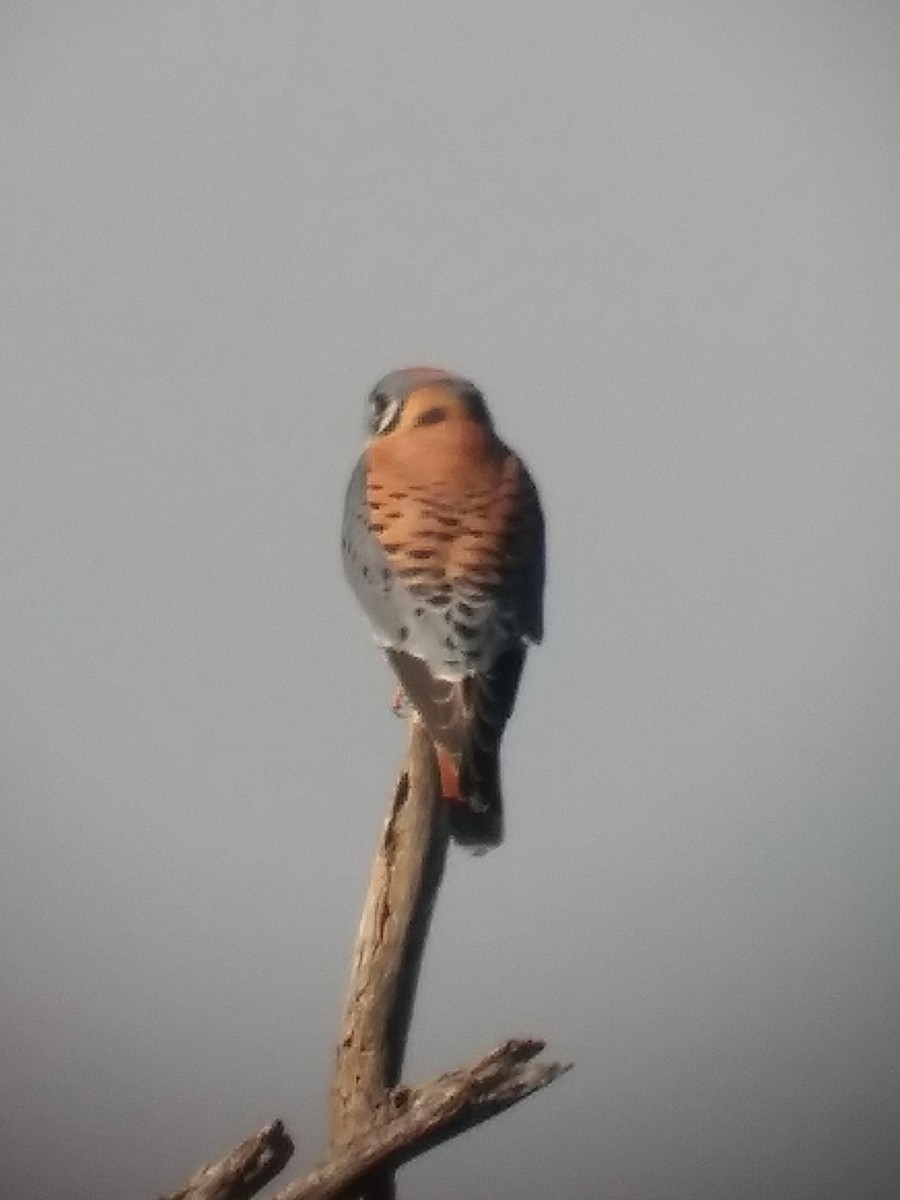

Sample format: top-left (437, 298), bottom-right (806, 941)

top-left (159, 1121), bottom-right (294, 1200)
top-left (328, 720), bottom-right (449, 1197)
top-left (272, 1039), bottom-right (568, 1200)
top-left (159, 720), bottom-right (569, 1200)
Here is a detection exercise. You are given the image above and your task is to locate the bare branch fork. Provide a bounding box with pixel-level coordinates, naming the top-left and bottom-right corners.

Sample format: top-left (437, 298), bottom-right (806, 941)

top-left (161, 722), bottom-right (569, 1200)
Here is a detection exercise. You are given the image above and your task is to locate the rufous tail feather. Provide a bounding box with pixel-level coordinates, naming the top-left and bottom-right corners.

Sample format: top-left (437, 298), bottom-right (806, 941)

top-left (436, 744), bottom-right (461, 803)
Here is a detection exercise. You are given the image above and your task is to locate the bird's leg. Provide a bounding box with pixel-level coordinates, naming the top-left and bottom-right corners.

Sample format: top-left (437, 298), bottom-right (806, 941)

top-left (390, 689), bottom-right (457, 801)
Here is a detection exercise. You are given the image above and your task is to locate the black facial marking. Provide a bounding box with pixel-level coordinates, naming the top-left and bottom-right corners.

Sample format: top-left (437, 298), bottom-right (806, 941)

top-left (366, 389), bottom-right (392, 434)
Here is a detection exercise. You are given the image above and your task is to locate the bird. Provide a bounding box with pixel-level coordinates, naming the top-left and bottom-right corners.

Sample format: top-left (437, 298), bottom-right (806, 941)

top-left (341, 366), bottom-right (545, 850)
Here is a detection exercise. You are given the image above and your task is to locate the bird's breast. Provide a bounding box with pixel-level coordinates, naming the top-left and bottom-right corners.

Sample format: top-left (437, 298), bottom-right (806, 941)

top-left (365, 423), bottom-right (525, 597)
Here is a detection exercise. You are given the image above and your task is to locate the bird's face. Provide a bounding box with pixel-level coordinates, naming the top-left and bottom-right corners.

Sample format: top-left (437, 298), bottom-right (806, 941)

top-left (365, 367), bottom-right (493, 440)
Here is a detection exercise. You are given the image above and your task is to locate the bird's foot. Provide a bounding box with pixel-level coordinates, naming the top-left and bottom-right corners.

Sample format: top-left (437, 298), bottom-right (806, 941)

top-left (391, 687), bottom-right (413, 719)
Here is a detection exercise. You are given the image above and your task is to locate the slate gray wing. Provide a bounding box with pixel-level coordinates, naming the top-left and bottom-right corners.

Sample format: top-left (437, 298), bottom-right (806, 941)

top-left (341, 455), bottom-right (468, 667)
top-left (341, 456), bottom-right (400, 647)
top-left (501, 458), bottom-right (545, 645)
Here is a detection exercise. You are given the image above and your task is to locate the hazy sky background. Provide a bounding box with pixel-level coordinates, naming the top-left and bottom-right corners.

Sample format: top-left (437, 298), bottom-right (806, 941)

top-left (3, 4), bottom-right (900, 1198)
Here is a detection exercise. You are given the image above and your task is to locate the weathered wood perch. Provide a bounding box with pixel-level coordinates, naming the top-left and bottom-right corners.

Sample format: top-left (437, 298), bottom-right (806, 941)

top-left (161, 721), bottom-right (568, 1200)
top-left (328, 721), bottom-right (450, 1200)
top-left (158, 1121), bottom-right (294, 1200)
top-left (271, 1038), bottom-right (567, 1200)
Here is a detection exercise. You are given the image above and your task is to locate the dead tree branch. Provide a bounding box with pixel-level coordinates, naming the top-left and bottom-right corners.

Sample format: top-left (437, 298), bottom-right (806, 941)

top-left (329, 721), bottom-right (449, 1200)
top-left (160, 719), bottom-right (569, 1200)
top-left (159, 1120), bottom-right (294, 1200)
top-left (271, 1039), bottom-right (569, 1200)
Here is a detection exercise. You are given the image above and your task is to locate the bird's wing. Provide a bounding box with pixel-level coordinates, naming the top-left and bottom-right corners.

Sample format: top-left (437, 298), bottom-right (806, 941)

top-left (342, 455), bottom-right (474, 667)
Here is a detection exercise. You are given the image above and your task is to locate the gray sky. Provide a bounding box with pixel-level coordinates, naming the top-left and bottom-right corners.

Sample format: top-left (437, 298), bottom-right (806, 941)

top-left (3, 4), bottom-right (900, 1198)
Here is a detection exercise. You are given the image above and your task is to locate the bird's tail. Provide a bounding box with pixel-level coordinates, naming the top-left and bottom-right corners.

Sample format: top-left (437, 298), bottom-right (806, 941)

top-left (386, 643), bottom-right (526, 854)
top-left (437, 743), bottom-right (503, 852)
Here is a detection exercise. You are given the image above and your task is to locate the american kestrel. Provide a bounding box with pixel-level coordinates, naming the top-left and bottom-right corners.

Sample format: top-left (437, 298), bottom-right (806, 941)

top-left (342, 367), bottom-right (545, 850)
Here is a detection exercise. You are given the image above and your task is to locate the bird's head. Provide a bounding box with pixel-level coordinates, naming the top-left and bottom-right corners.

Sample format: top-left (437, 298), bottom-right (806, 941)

top-left (365, 366), bottom-right (493, 438)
